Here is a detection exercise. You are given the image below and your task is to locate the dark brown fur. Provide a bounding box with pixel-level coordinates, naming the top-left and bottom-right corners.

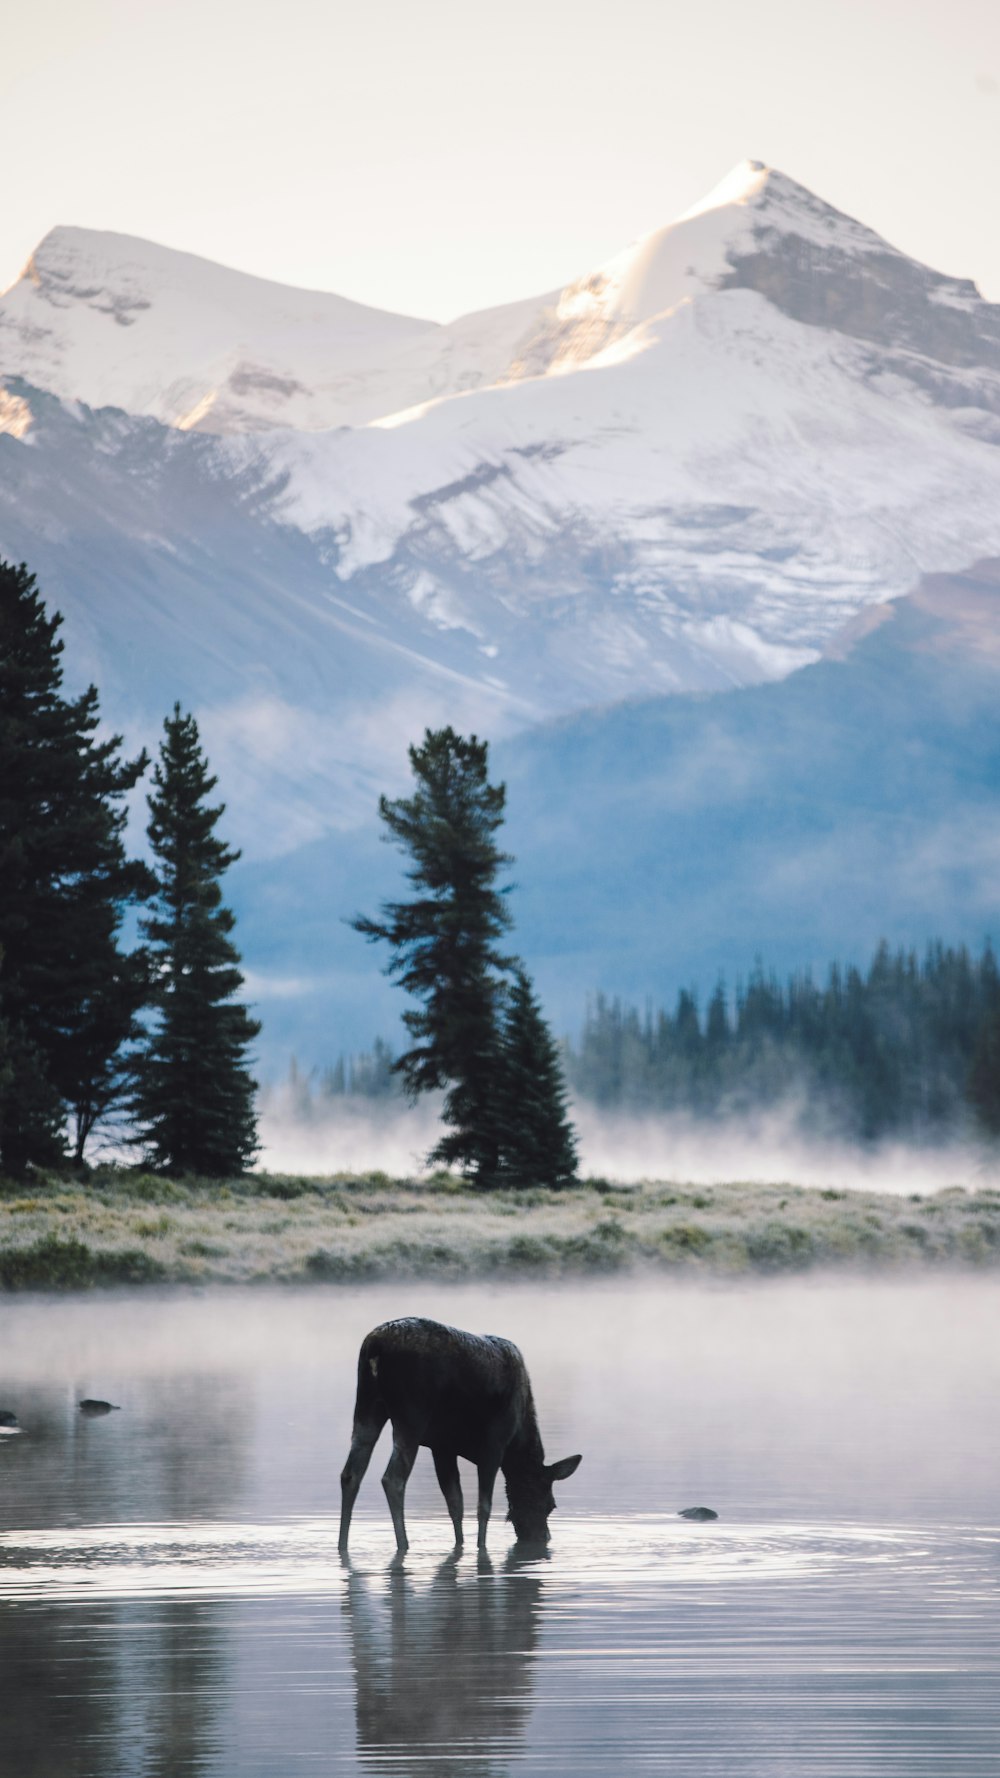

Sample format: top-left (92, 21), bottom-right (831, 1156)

top-left (338, 1317), bottom-right (581, 1553)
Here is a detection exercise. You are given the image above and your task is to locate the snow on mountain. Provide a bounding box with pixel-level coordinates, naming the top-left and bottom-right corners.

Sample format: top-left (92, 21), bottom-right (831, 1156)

top-left (250, 161), bottom-right (1000, 694)
top-left (12, 160), bottom-right (998, 439)
top-left (3, 161), bottom-right (1000, 843)
top-left (0, 226), bottom-right (438, 432)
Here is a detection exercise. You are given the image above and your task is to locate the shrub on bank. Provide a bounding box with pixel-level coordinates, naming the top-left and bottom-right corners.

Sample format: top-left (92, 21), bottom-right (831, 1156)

top-left (0, 1233), bottom-right (166, 1289)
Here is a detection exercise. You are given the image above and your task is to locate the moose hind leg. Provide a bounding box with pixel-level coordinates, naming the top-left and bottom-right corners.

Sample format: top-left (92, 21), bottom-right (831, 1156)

top-left (382, 1433), bottom-right (419, 1554)
top-left (432, 1447), bottom-right (464, 1547)
top-left (339, 1424), bottom-right (381, 1553)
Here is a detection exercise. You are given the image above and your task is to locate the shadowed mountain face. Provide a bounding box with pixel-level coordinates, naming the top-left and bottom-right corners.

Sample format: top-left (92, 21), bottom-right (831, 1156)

top-left (230, 562), bottom-right (1000, 1063)
top-left (719, 172), bottom-right (1000, 388)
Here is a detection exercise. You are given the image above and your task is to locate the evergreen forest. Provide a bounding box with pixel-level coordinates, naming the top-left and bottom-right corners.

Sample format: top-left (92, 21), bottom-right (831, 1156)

top-left (0, 561), bottom-right (259, 1176)
top-left (312, 940), bottom-right (1000, 1143)
top-left (564, 942), bottom-right (1000, 1139)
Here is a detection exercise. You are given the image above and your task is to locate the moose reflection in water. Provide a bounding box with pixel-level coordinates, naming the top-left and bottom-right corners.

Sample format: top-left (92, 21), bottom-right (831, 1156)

top-left (343, 1551), bottom-right (543, 1773)
top-left (338, 1318), bottom-right (582, 1554)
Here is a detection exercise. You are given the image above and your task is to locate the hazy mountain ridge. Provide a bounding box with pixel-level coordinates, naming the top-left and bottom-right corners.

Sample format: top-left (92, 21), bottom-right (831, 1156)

top-left (230, 561), bottom-right (1000, 1064)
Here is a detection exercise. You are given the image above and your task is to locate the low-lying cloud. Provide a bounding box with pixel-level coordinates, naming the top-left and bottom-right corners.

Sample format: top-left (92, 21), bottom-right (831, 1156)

top-left (256, 1086), bottom-right (998, 1195)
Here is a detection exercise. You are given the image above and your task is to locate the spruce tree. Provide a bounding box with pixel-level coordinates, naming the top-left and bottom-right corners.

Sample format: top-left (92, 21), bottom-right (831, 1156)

top-left (354, 727), bottom-right (514, 1184)
top-left (498, 968), bottom-right (578, 1188)
top-left (356, 727), bottom-right (581, 1186)
top-left (0, 560), bottom-right (151, 1173)
top-left (135, 706), bottom-right (259, 1175)
top-left (968, 948), bottom-right (1000, 1136)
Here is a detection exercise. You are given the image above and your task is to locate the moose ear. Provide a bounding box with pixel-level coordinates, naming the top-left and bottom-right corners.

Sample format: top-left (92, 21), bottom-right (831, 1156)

top-left (546, 1453), bottom-right (582, 1482)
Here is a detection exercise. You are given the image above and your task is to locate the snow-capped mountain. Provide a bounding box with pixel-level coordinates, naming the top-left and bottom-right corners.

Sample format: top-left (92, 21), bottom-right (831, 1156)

top-left (0, 226), bottom-right (437, 433)
top-left (6, 162), bottom-right (1000, 438)
top-left (4, 161), bottom-right (1000, 1060)
top-left (3, 162), bottom-right (1000, 831)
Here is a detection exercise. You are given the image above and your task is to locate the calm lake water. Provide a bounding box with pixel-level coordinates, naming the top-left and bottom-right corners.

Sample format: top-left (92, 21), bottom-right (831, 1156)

top-left (0, 1276), bottom-right (998, 1776)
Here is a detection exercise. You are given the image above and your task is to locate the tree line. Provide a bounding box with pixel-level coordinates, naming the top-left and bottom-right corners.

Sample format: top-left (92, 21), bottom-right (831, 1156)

top-left (0, 562), bottom-right (258, 1177)
top-left (307, 943), bottom-right (1000, 1145)
top-left (562, 943), bottom-right (1000, 1139)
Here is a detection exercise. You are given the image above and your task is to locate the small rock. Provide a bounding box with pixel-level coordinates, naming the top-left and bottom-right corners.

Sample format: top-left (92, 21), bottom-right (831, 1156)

top-left (0, 1409), bottom-right (19, 1430)
top-left (79, 1399), bottom-right (120, 1416)
top-left (678, 1506), bottom-right (718, 1521)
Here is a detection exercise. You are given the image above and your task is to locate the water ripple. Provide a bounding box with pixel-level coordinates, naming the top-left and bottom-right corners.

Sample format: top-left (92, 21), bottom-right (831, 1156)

top-left (0, 1513), bottom-right (994, 1604)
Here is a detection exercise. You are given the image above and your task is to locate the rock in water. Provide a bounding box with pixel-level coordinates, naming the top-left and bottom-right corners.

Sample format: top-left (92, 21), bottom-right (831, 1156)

top-left (678, 1506), bottom-right (718, 1521)
top-left (79, 1399), bottom-right (120, 1416)
top-left (0, 1409), bottom-right (19, 1429)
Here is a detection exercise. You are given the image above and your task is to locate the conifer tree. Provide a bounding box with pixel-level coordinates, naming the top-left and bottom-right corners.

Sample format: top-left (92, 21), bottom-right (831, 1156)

top-left (354, 727), bottom-right (513, 1183)
top-left (134, 706), bottom-right (259, 1175)
top-left (0, 560), bottom-right (151, 1173)
top-left (968, 947), bottom-right (1000, 1136)
top-left (497, 968), bottom-right (578, 1188)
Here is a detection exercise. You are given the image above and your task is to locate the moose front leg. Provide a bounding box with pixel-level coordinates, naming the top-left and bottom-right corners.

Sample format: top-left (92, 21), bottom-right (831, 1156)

top-left (432, 1447), bottom-right (465, 1547)
top-left (475, 1459), bottom-right (500, 1550)
top-left (382, 1434), bottom-right (418, 1554)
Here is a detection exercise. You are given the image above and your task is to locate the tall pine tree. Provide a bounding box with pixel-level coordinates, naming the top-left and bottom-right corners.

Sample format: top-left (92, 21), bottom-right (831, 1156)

top-left (355, 727), bottom-right (579, 1187)
top-left (354, 727), bottom-right (513, 1183)
top-left (0, 561), bottom-right (151, 1173)
top-left (968, 946), bottom-right (1000, 1136)
top-left (498, 968), bottom-right (578, 1188)
top-left (134, 706), bottom-right (259, 1175)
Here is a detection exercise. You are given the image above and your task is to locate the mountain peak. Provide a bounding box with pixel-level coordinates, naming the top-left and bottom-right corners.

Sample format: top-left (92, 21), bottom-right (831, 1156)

top-left (585, 157), bottom-right (997, 374)
top-left (0, 223), bottom-right (437, 432)
top-left (3, 165), bottom-right (999, 439)
top-left (677, 157), bottom-right (773, 220)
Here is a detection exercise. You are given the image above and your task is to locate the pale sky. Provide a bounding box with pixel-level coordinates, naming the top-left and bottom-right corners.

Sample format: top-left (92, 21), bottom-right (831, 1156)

top-left (3, 0), bottom-right (999, 321)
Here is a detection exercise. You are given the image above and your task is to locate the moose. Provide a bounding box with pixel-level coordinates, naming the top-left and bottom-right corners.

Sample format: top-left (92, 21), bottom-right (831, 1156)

top-left (338, 1317), bottom-right (582, 1554)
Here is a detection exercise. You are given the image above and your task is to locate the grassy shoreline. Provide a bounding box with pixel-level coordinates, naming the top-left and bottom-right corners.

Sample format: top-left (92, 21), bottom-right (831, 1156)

top-left (1, 1168), bottom-right (999, 1288)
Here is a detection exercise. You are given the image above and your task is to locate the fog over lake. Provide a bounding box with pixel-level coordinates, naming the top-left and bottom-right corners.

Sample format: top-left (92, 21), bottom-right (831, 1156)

top-left (0, 1277), bottom-right (997, 1775)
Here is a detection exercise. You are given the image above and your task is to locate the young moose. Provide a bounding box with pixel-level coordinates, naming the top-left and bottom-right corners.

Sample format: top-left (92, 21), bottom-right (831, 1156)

top-left (339, 1317), bottom-right (581, 1553)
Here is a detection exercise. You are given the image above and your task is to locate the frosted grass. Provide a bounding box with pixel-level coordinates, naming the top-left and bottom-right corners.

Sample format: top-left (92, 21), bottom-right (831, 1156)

top-left (1, 1167), bottom-right (999, 1286)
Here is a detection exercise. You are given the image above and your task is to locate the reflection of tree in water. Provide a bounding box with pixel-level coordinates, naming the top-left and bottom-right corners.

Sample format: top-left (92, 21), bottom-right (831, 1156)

top-left (0, 1595), bottom-right (228, 1778)
top-left (344, 1552), bottom-right (544, 1776)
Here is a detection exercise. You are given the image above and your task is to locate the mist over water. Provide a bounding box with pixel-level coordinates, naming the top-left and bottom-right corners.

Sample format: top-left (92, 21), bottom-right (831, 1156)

top-left (256, 1087), bottom-right (997, 1193)
top-left (0, 1278), bottom-right (997, 1775)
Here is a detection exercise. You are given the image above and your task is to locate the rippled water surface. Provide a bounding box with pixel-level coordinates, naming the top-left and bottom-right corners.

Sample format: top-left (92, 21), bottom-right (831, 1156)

top-left (0, 1276), bottom-right (998, 1775)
